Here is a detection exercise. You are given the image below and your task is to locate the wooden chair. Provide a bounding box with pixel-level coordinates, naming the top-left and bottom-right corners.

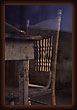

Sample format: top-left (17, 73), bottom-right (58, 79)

top-left (29, 9), bottom-right (62, 105)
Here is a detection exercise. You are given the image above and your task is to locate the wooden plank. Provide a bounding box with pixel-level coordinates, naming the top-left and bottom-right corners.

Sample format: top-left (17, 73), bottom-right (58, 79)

top-left (5, 40), bottom-right (34, 60)
top-left (5, 33), bottom-right (42, 41)
top-left (29, 88), bottom-right (51, 98)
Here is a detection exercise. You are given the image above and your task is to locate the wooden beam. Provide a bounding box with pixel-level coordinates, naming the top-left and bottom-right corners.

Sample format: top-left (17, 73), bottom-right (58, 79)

top-left (23, 60), bottom-right (29, 105)
top-left (19, 60), bottom-right (29, 105)
top-left (5, 33), bottom-right (42, 41)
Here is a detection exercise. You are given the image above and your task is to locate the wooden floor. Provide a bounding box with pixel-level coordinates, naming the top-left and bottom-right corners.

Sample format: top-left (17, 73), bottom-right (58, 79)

top-left (5, 85), bottom-right (72, 105)
top-left (5, 86), bottom-right (51, 99)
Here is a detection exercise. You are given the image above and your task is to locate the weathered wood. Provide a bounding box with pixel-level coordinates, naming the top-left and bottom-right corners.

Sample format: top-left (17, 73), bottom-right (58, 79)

top-left (19, 61), bottom-right (24, 105)
top-left (29, 88), bottom-right (51, 98)
top-left (51, 9), bottom-right (62, 105)
top-left (23, 60), bottom-right (29, 105)
top-left (19, 60), bottom-right (29, 105)
top-left (5, 40), bottom-right (34, 60)
top-left (5, 33), bottom-right (42, 40)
